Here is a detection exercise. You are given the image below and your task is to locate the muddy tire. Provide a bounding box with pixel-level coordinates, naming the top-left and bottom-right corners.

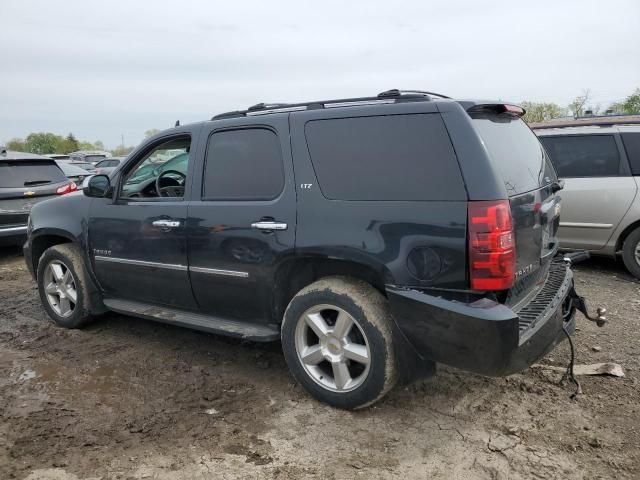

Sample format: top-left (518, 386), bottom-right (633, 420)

top-left (621, 228), bottom-right (640, 280)
top-left (37, 244), bottom-right (95, 329)
top-left (281, 276), bottom-right (398, 409)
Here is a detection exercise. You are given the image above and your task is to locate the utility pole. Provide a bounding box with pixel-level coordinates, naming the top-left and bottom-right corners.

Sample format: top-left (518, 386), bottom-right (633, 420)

top-left (121, 134), bottom-right (125, 148)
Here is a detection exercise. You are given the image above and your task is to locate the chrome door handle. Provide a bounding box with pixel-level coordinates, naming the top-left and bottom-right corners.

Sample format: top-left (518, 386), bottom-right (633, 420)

top-left (152, 219), bottom-right (181, 228)
top-left (251, 221), bottom-right (288, 231)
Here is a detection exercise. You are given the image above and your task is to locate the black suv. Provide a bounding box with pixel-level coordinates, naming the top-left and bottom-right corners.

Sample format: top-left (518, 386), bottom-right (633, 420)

top-left (1, 148), bottom-right (77, 246)
top-left (24, 90), bottom-right (594, 409)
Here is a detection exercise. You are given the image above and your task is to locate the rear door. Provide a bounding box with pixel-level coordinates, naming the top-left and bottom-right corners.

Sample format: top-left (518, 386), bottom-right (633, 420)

top-left (538, 133), bottom-right (636, 251)
top-left (186, 115), bottom-right (296, 322)
top-left (470, 112), bottom-right (561, 304)
top-left (0, 160), bottom-right (68, 231)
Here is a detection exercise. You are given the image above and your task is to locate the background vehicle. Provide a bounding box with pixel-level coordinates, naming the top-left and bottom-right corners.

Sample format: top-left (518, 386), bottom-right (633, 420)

top-left (533, 116), bottom-right (640, 278)
top-left (24, 90), bottom-right (592, 409)
top-left (69, 161), bottom-right (98, 174)
top-left (46, 154), bottom-right (71, 161)
top-left (0, 147), bottom-right (77, 246)
top-left (55, 160), bottom-right (92, 185)
top-left (94, 156), bottom-right (125, 176)
top-left (69, 150), bottom-right (110, 166)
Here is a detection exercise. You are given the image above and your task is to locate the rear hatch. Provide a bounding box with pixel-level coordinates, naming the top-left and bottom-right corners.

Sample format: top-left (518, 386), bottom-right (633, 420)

top-left (0, 160), bottom-right (69, 227)
top-left (469, 108), bottom-right (561, 308)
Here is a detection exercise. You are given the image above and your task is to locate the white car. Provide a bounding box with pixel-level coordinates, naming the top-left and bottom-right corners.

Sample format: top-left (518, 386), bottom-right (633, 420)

top-left (534, 116), bottom-right (640, 278)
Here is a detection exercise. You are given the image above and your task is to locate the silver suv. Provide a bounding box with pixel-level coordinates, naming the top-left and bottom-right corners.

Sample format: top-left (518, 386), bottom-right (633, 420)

top-left (534, 117), bottom-right (640, 278)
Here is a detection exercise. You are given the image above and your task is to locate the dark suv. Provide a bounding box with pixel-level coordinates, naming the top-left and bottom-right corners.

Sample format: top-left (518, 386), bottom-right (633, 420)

top-left (24, 90), bottom-right (595, 409)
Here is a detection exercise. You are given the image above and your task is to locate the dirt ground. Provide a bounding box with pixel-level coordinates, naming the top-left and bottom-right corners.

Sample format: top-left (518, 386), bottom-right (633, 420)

top-left (0, 246), bottom-right (638, 480)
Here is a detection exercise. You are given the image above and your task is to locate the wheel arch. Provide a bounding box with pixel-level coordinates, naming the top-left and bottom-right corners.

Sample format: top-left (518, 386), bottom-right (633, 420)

top-left (30, 230), bottom-right (75, 279)
top-left (615, 219), bottom-right (640, 253)
top-left (272, 256), bottom-right (390, 324)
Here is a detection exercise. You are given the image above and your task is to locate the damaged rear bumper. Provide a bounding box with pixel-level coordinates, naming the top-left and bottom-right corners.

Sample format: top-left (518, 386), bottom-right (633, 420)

top-left (387, 260), bottom-right (582, 376)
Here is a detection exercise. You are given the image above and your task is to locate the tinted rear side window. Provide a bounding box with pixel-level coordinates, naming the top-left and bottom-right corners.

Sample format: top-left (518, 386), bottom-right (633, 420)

top-left (539, 135), bottom-right (620, 178)
top-left (621, 132), bottom-right (640, 175)
top-left (304, 114), bottom-right (465, 201)
top-left (0, 161), bottom-right (67, 188)
top-left (471, 114), bottom-right (554, 196)
top-left (203, 128), bottom-right (284, 200)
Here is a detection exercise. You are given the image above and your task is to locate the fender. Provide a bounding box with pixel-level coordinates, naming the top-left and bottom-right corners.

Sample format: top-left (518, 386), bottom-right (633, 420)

top-left (25, 192), bottom-right (98, 282)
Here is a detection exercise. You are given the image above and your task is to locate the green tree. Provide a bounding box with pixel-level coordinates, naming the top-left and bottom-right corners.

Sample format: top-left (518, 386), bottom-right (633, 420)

top-left (24, 132), bottom-right (62, 154)
top-left (6, 138), bottom-right (26, 151)
top-left (615, 88), bottom-right (640, 114)
top-left (93, 140), bottom-right (105, 150)
top-left (569, 89), bottom-right (591, 117)
top-left (61, 133), bottom-right (80, 154)
top-left (112, 145), bottom-right (135, 156)
top-left (77, 142), bottom-right (94, 150)
top-left (521, 101), bottom-right (566, 124)
top-left (145, 128), bottom-right (161, 138)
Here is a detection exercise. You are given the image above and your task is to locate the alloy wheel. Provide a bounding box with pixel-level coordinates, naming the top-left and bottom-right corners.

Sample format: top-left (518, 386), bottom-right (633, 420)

top-left (294, 304), bottom-right (371, 393)
top-left (43, 260), bottom-right (77, 318)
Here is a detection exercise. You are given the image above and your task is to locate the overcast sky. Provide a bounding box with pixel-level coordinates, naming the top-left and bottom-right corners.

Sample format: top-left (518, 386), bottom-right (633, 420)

top-left (1, 0), bottom-right (639, 148)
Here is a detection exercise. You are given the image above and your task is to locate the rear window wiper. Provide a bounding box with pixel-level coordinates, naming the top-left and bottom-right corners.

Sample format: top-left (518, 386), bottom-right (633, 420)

top-left (24, 180), bottom-right (52, 186)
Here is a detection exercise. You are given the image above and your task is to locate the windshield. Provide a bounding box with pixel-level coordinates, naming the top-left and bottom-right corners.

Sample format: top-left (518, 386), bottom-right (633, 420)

top-left (56, 161), bottom-right (87, 176)
top-left (471, 113), bottom-right (556, 196)
top-left (72, 163), bottom-right (95, 171)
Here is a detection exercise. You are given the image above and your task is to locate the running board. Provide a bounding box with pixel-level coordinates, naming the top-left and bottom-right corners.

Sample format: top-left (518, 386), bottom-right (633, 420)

top-left (103, 298), bottom-right (280, 342)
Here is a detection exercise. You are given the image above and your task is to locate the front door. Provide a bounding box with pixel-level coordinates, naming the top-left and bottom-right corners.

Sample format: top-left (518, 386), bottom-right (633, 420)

top-left (539, 133), bottom-right (638, 251)
top-left (187, 117), bottom-right (296, 323)
top-left (88, 132), bottom-right (199, 308)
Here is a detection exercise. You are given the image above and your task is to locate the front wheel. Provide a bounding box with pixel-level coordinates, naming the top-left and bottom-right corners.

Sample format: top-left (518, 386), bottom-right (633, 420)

top-left (37, 244), bottom-right (95, 328)
top-left (281, 277), bottom-right (398, 409)
top-left (621, 227), bottom-right (640, 279)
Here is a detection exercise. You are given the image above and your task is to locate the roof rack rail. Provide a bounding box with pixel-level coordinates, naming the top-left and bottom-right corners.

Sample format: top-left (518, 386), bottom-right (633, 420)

top-left (377, 89), bottom-right (451, 99)
top-left (211, 88), bottom-right (450, 120)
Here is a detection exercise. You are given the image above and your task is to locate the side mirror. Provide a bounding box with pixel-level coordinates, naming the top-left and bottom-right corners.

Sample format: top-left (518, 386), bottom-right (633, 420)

top-left (84, 175), bottom-right (112, 198)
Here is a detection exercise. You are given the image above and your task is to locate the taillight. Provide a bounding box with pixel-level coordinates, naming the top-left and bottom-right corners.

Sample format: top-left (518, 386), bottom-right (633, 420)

top-left (468, 200), bottom-right (515, 291)
top-left (56, 182), bottom-right (78, 195)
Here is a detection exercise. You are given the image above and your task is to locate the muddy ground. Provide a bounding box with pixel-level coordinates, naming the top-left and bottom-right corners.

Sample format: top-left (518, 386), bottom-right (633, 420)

top-left (0, 246), bottom-right (638, 480)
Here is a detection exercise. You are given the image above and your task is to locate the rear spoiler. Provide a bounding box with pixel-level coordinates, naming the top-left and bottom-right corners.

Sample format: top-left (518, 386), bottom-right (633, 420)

top-left (467, 103), bottom-right (526, 117)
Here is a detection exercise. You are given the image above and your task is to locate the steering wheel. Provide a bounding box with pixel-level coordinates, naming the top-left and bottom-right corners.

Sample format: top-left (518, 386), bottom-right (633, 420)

top-left (155, 170), bottom-right (186, 197)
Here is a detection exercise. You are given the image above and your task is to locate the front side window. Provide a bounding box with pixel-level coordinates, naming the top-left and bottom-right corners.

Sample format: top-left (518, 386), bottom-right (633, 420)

top-left (122, 137), bottom-right (190, 198)
top-left (539, 134), bottom-right (621, 178)
top-left (202, 128), bottom-right (284, 200)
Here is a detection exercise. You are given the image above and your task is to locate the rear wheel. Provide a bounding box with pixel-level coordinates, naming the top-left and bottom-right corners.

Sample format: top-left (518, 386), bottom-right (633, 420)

top-left (621, 227), bottom-right (640, 279)
top-left (281, 277), bottom-right (397, 409)
top-left (37, 244), bottom-right (95, 328)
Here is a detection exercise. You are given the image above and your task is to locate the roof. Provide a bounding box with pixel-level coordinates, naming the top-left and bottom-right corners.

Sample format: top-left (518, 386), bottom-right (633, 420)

top-left (530, 114), bottom-right (640, 130)
top-left (0, 148), bottom-right (54, 161)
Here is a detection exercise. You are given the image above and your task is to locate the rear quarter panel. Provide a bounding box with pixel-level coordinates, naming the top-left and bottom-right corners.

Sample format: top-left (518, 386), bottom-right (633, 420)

top-left (290, 105), bottom-right (468, 289)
